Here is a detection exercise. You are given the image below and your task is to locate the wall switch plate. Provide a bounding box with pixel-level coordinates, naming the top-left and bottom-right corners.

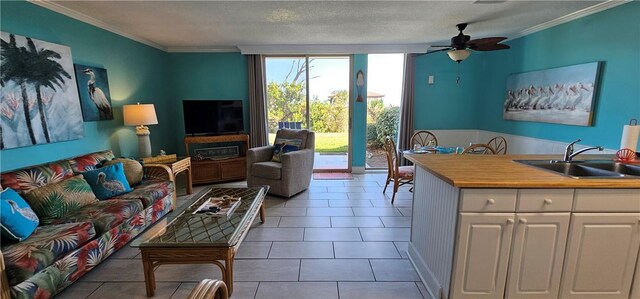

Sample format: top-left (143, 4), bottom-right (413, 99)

top-left (428, 75), bottom-right (435, 85)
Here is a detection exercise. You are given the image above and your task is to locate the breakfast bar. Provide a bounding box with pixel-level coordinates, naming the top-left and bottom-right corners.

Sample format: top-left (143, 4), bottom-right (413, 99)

top-left (404, 154), bottom-right (640, 299)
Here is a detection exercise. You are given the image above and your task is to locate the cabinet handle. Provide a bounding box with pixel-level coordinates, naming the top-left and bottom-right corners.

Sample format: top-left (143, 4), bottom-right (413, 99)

top-left (507, 218), bottom-right (515, 224)
top-left (487, 198), bottom-right (495, 205)
top-left (519, 218), bottom-right (528, 224)
top-left (543, 199), bottom-right (553, 205)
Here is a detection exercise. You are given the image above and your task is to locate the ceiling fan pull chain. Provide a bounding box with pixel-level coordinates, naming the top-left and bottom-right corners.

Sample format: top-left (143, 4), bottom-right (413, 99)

top-left (456, 63), bottom-right (461, 84)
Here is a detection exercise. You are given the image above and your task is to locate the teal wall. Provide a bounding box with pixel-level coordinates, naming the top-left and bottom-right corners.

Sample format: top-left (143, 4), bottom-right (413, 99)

top-left (0, 1), bottom-right (173, 171)
top-left (476, 2), bottom-right (639, 149)
top-left (352, 55), bottom-right (368, 168)
top-left (414, 52), bottom-right (485, 130)
top-left (168, 53), bottom-right (248, 155)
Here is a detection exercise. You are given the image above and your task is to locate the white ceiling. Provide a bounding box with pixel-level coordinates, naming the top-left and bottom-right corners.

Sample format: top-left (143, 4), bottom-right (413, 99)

top-left (32, 0), bottom-right (625, 53)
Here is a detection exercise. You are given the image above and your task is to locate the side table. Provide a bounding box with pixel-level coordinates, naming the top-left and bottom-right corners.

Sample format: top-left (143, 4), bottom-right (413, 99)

top-left (143, 155), bottom-right (193, 207)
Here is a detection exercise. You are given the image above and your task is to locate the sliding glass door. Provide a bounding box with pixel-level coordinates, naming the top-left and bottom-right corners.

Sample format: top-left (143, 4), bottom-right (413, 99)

top-left (265, 56), bottom-right (351, 172)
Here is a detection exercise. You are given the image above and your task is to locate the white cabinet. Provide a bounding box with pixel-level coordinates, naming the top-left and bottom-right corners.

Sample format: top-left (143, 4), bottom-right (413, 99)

top-left (506, 213), bottom-right (571, 299)
top-left (451, 213), bottom-right (515, 299)
top-left (560, 213), bottom-right (640, 299)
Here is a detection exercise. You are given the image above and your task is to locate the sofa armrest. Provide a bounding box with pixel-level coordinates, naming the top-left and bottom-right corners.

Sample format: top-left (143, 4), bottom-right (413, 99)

top-left (247, 146), bottom-right (275, 164)
top-left (1, 251), bottom-right (10, 299)
top-left (143, 164), bottom-right (174, 181)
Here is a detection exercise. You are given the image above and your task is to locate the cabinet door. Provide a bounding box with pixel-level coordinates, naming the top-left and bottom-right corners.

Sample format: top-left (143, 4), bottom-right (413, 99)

top-left (560, 213), bottom-right (640, 299)
top-left (451, 213), bottom-right (515, 299)
top-left (506, 213), bottom-right (570, 299)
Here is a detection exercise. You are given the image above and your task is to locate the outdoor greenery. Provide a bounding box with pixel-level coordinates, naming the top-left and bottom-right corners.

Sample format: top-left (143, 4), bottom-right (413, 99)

top-left (266, 59), bottom-right (399, 153)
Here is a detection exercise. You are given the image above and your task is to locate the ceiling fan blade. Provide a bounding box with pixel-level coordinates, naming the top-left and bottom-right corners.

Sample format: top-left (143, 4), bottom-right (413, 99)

top-left (471, 43), bottom-right (510, 51)
top-left (467, 37), bottom-right (507, 46)
top-left (430, 45), bottom-right (453, 48)
top-left (417, 48), bottom-right (452, 56)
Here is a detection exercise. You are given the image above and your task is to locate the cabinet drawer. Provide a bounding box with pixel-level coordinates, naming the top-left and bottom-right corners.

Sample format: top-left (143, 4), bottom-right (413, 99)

top-left (573, 189), bottom-right (640, 212)
top-left (460, 189), bottom-right (517, 212)
top-left (517, 189), bottom-right (574, 212)
top-left (221, 160), bottom-right (246, 179)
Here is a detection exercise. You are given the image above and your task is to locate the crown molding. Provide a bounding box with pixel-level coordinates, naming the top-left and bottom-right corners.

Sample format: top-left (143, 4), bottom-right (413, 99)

top-left (167, 46), bottom-right (240, 53)
top-left (510, 0), bottom-right (630, 40)
top-left (28, 0), bottom-right (167, 51)
top-left (238, 44), bottom-right (430, 55)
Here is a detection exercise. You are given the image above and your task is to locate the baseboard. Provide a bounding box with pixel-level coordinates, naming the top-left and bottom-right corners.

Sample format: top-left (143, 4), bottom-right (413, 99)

top-left (351, 166), bottom-right (365, 174)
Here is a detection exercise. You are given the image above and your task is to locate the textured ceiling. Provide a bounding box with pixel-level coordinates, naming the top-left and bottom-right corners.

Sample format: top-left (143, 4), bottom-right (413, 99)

top-left (40, 0), bottom-right (615, 52)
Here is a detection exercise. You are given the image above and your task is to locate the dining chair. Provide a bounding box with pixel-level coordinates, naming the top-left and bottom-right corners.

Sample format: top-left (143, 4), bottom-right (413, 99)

top-left (461, 143), bottom-right (497, 155)
top-left (383, 136), bottom-right (414, 204)
top-left (486, 136), bottom-right (508, 154)
top-left (410, 130), bottom-right (438, 148)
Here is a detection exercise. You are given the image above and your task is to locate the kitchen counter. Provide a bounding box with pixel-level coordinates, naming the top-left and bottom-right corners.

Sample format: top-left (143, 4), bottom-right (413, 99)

top-left (404, 154), bottom-right (640, 188)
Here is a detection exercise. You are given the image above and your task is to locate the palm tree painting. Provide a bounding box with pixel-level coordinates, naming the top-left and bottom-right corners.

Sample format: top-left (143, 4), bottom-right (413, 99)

top-left (0, 32), bottom-right (83, 149)
top-left (73, 64), bottom-right (113, 121)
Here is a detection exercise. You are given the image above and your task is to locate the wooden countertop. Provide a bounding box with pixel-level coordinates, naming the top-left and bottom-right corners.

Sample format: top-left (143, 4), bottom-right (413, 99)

top-left (404, 154), bottom-right (640, 188)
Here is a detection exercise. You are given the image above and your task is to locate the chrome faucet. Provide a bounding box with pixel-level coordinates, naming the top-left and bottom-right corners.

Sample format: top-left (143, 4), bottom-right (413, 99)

top-left (563, 139), bottom-right (604, 162)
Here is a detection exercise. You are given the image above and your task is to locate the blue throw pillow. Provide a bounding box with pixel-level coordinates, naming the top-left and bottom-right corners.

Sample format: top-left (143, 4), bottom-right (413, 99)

top-left (82, 162), bottom-right (132, 200)
top-left (271, 138), bottom-right (303, 162)
top-left (1, 188), bottom-right (39, 242)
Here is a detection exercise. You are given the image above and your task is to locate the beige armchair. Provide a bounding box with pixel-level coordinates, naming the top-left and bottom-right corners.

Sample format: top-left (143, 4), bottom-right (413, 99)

top-left (247, 129), bottom-right (315, 198)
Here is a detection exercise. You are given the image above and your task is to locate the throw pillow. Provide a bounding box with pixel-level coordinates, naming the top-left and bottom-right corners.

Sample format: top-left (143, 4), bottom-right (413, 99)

top-left (1, 188), bottom-right (39, 241)
top-left (102, 158), bottom-right (144, 186)
top-left (23, 175), bottom-right (98, 225)
top-left (271, 138), bottom-right (303, 162)
top-left (82, 162), bottom-right (132, 200)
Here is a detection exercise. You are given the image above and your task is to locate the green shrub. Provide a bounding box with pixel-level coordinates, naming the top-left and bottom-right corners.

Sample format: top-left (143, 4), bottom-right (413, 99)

top-left (367, 123), bottom-right (378, 147)
top-left (375, 106), bottom-right (400, 147)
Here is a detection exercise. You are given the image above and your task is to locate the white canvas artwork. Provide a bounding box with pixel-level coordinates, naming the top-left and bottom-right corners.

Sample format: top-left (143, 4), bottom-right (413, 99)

top-left (503, 62), bottom-right (600, 126)
top-left (0, 32), bottom-right (84, 149)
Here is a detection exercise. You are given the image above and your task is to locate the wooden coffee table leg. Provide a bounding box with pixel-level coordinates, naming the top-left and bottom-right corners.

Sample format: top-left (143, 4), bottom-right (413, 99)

top-left (142, 257), bottom-right (156, 297)
top-left (225, 255), bottom-right (234, 295)
top-left (260, 203), bottom-right (266, 223)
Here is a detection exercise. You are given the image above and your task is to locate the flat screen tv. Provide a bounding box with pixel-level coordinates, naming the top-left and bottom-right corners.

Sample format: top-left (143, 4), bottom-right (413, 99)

top-left (183, 100), bottom-right (244, 135)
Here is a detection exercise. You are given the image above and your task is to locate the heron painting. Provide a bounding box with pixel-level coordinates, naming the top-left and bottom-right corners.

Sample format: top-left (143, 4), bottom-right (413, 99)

top-left (0, 32), bottom-right (84, 149)
top-left (74, 64), bottom-right (113, 121)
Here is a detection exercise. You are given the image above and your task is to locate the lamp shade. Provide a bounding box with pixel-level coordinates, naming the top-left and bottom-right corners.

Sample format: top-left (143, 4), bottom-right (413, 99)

top-left (447, 49), bottom-right (471, 62)
top-left (123, 104), bottom-right (158, 126)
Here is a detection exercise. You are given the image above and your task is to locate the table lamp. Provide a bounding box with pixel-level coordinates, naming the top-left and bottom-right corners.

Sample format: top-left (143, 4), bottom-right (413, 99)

top-left (123, 103), bottom-right (158, 158)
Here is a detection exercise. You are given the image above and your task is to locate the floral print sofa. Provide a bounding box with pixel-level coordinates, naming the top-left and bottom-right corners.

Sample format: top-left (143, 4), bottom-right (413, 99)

top-left (0, 150), bottom-right (174, 299)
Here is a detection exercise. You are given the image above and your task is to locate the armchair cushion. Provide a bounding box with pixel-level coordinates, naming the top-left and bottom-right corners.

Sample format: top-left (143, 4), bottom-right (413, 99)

top-left (271, 138), bottom-right (302, 162)
top-left (251, 162), bottom-right (282, 180)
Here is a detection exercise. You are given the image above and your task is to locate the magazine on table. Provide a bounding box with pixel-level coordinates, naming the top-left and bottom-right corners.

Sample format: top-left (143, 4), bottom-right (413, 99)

top-left (192, 195), bottom-right (241, 217)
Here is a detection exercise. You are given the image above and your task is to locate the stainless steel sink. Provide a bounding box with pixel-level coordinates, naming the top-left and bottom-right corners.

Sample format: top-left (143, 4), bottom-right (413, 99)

top-left (515, 160), bottom-right (640, 179)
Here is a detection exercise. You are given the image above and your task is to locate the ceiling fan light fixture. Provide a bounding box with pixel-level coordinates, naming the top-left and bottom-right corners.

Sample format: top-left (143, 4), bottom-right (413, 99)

top-left (447, 49), bottom-right (471, 63)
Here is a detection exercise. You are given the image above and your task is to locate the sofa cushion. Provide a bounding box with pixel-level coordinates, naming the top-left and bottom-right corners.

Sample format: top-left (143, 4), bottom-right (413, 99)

top-left (271, 138), bottom-right (302, 163)
top-left (49, 199), bottom-right (143, 235)
top-left (68, 150), bottom-right (115, 173)
top-left (0, 160), bottom-right (74, 194)
top-left (102, 158), bottom-right (144, 186)
top-left (110, 178), bottom-right (173, 208)
top-left (23, 175), bottom-right (99, 225)
top-left (82, 163), bottom-right (132, 200)
top-left (1, 222), bottom-right (96, 286)
top-left (1, 188), bottom-right (39, 241)
top-left (251, 162), bottom-right (282, 180)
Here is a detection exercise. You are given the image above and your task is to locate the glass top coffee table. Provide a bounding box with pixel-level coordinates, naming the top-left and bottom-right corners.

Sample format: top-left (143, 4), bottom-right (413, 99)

top-left (131, 186), bottom-right (268, 297)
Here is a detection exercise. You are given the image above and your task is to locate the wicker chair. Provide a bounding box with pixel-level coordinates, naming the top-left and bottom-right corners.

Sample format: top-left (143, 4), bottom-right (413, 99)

top-left (486, 136), bottom-right (508, 154)
top-left (187, 279), bottom-right (228, 299)
top-left (461, 144), bottom-right (497, 155)
top-left (410, 130), bottom-right (438, 148)
top-left (383, 136), bottom-right (414, 203)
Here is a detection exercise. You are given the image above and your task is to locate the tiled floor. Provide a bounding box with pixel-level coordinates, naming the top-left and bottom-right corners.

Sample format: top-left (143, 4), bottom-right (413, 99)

top-left (58, 172), bottom-right (428, 299)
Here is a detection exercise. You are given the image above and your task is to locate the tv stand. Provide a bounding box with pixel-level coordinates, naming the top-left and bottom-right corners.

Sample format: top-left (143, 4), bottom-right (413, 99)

top-left (184, 134), bottom-right (249, 184)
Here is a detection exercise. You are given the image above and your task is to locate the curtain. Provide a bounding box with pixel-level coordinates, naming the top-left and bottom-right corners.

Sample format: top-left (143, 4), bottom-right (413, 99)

top-left (248, 55), bottom-right (268, 148)
top-left (398, 53), bottom-right (416, 165)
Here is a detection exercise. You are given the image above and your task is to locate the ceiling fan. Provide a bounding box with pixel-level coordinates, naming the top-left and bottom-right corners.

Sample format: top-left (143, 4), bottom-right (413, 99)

top-left (426, 23), bottom-right (510, 63)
